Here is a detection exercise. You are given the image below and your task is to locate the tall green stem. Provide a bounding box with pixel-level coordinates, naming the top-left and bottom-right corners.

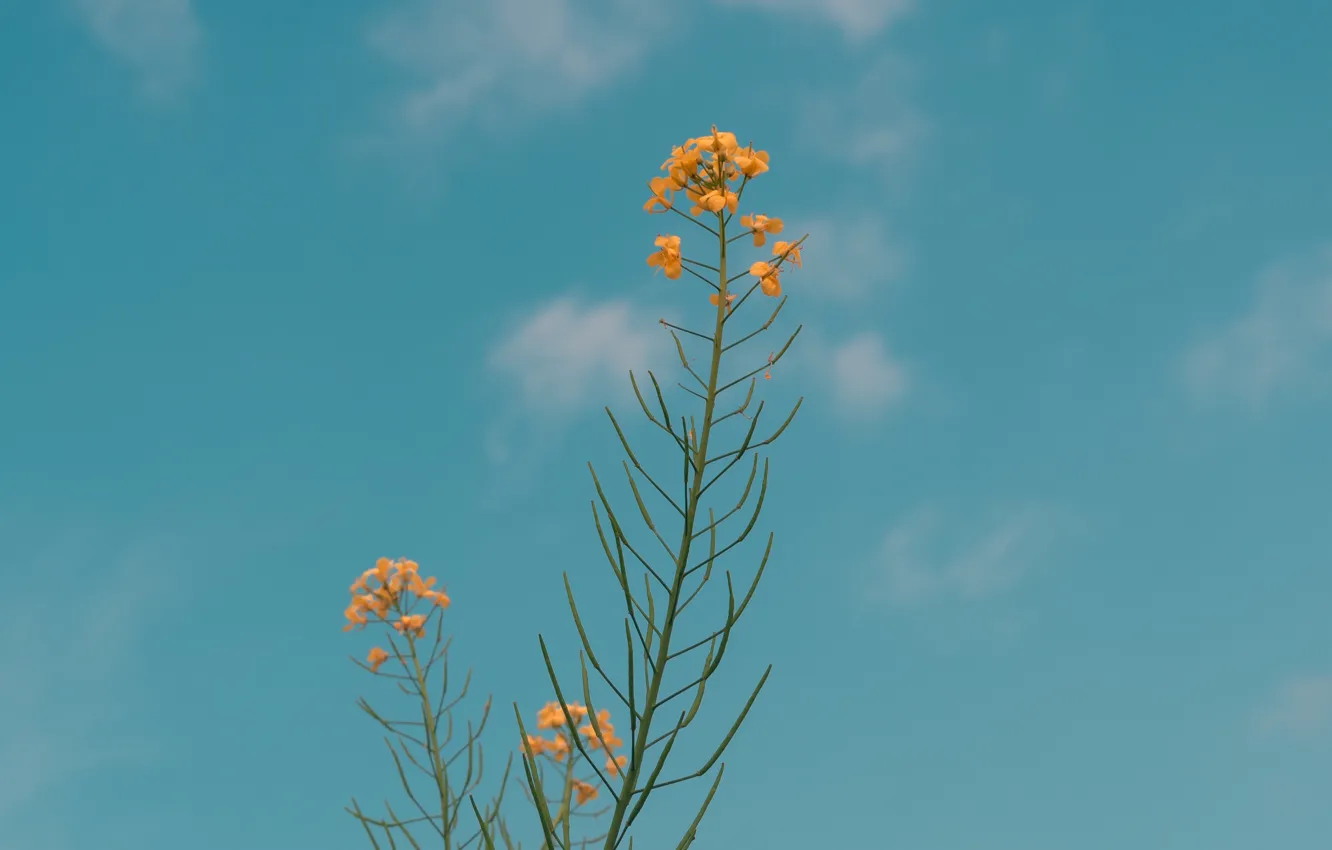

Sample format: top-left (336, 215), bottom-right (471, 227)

top-left (407, 633), bottom-right (453, 850)
top-left (600, 213), bottom-right (731, 849)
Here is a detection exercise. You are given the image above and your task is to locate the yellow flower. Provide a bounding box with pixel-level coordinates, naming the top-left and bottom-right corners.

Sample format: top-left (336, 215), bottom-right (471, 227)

top-left (423, 588), bottom-right (450, 609)
top-left (694, 187), bottom-right (738, 215)
top-left (644, 176), bottom-right (677, 214)
top-left (361, 591), bottom-right (390, 618)
top-left (739, 213), bottom-right (784, 246)
top-left (536, 702), bottom-right (563, 730)
top-left (536, 701), bottom-right (588, 730)
top-left (572, 779), bottom-right (599, 805)
top-left (524, 734), bottom-right (548, 756)
top-left (579, 709), bottom-right (623, 750)
top-left (749, 261), bottom-right (782, 297)
top-left (661, 143), bottom-right (702, 179)
top-left (393, 613), bottom-right (427, 638)
top-left (343, 587), bottom-right (391, 631)
top-left (343, 603), bottom-right (368, 632)
top-left (684, 186), bottom-right (706, 216)
top-left (696, 127), bottom-right (739, 158)
top-left (772, 240), bottom-right (802, 268)
top-left (606, 754), bottom-right (628, 777)
top-left (733, 146), bottom-right (770, 178)
top-left (366, 646), bottom-right (389, 673)
top-left (647, 234), bottom-right (682, 279)
top-left (549, 733), bottom-right (570, 762)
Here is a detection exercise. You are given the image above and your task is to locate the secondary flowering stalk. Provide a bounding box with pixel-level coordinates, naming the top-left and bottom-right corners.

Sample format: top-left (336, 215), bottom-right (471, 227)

top-left (344, 558), bottom-right (513, 850)
top-left (480, 126), bottom-right (807, 850)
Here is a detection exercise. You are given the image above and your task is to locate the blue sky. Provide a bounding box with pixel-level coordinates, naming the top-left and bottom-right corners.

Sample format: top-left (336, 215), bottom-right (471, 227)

top-left (3, 0), bottom-right (1331, 848)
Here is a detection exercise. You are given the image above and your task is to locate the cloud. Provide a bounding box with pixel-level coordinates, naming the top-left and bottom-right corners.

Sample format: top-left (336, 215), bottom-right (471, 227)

top-left (866, 504), bottom-right (1069, 606)
top-left (0, 519), bottom-right (289, 848)
top-left (828, 332), bottom-right (908, 417)
top-left (1258, 674), bottom-right (1332, 741)
top-left (794, 212), bottom-right (905, 300)
top-left (796, 329), bottom-right (908, 420)
top-left (367, 0), bottom-right (656, 138)
top-left (73, 0), bottom-right (201, 99)
top-left (481, 294), bottom-right (677, 505)
top-left (0, 544), bottom-right (165, 822)
top-left (1180, 247), bottom-right (1332, 410)
top-left (489, 295), bottom-right (672, 414)
top-left (712, 0), bottom-right (914, 43)
top-left (798, 54), bottom-right (927, 175)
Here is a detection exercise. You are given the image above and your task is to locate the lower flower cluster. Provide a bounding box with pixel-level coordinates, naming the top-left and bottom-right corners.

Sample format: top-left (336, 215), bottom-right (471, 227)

top-left (526, 701), bottom-right (629, 804)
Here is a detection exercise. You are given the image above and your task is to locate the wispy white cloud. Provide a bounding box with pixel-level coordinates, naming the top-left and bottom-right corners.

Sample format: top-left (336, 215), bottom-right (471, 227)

top-left (793, 212), bottom-right (905, 301)
top-left (0, 543), bottom-right (165, 823)
top-left (481, 294), bottom-right (676, 505)
top-left (1180, 246), bottom-right (1332, 410)
top-left (866, 504), bottom-right (1070, 607)
top-left (796, 329), bottom-right (909, 420)
top-left (828, 332), bottom-right (908, 417)
top-left (1258, 674), bottom-right (1332, 741)
top-left (0, 520), bottom-right (287, 848)
top-left (712, 0), bottom-right (914, 43)
top-left (73, 0), bottom-right (201, 99)
top-left (367, 0), bottom-right (656, 139)
top-left (798, 54), bottom-right (927, 176)
top-left (489, 295), bottom-right (673, 415)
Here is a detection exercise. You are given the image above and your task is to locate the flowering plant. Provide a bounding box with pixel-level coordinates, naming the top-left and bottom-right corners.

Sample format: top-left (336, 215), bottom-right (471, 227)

top-left (489, 126), bottom-right (806, 850)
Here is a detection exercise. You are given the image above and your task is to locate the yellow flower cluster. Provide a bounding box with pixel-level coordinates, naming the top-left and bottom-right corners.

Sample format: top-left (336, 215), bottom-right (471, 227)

top-left (643, 126), bottom-right (804, 300)
top-left (524, 700), bottom-right (630, 800)
top-left (343, 557), bottom-right (451, 673)
top-left (643, 128), bottom-right (767, 217)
